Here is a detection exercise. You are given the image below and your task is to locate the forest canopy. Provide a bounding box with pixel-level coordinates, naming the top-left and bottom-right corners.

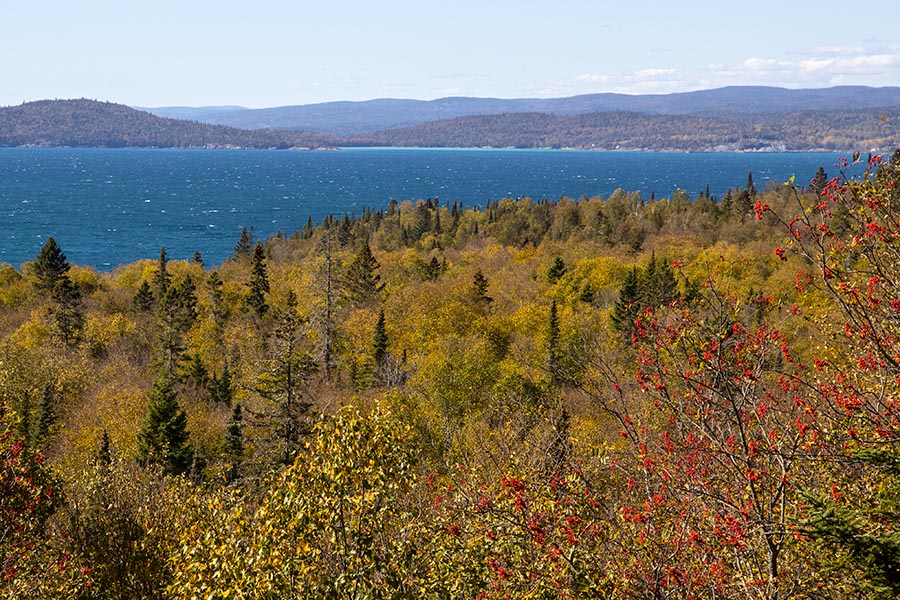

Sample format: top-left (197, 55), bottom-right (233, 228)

top-left (3, 153), bottom-right (900, 598)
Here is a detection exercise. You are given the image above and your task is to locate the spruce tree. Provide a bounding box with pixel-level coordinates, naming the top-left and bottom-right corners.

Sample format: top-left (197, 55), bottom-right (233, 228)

top-left (372, 310), bottom-right (388, 367)
top-left (224, 403), bottom-right (244, 457)
top-left (208, 271), bottom-right (227, 331)
top-left (50, 276), bottom-right (84, 345)
top-left (224, 403), bottom-right (244, 482)
top-left (427, 256), bottom-right (442, 280)
top-left (136, 374), bottom-right (193, 476)
top-left (253, 290), bottom-right (315, 464)
top-left (547, 256), bottom-right (567, 284)
top-left (247, 241), bottom-right (270, 317)
top-left (191, 250), bottom-right (204, 268)
top-left (34, 236), bottom-right (70, 292)
top-left (344, 241), bottom-right (383, 304)
top-left (33, 384), bottom-right (56, 444)
top-left (547, 300), bottom-right (563, 384)
top-left (471, 269), bottom-right (492, 306)
top-left (611, 267), bottom-right (641, 334)
top-left (33, 237), bottom-right (83, 344)
top-left (810, 166), bottom-right (828, 195)
top-left (233, 227), bottom-right (254, 260)
top-left (153, 247), bottom-right (171, 300)
top-left (133, 280), bottom-right (154, 312)
top-left (209, 364), bottom-right (235, 405)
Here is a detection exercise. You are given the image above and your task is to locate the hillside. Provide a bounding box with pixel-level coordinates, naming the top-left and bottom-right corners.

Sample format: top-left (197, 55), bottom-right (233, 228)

top-left (0, 99), bottom-right (331, 149)
top-left (5, 154), bottom-right (900, 597)
top-left (145, 85), bottom-right (900, 135)
top-left (348, 108), bottom-right (900, 151)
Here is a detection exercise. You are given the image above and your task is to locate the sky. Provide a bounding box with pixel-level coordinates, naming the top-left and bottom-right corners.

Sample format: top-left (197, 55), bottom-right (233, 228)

top-left (2, 0), bottom-right (899, 108)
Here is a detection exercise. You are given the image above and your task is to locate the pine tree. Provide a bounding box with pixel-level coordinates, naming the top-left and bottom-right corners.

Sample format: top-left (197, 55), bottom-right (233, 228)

top-left (33, 384), bottom-right (56, 444)
top-left (209, 364), bottom-right (235, 405)
top-left (208, 271), bottom-right (227, 331)
top-left (50, 276), bottom-right (84, 345)
top-left (233, 227), bottom-right (254, 260)
top-left (133, 280), bottom-right (154, 312)
top-left (427, 256), bottom-right (442, 280)
top-left (253, 290), bottom-right (315, 464)
top-left (224, 403), bottom-right (244, 482)
top-left (34, 236), bottom-right (70, 292)
top-left (810, 165), bottom-right (828, 195)
top-left (186, 353), bottom-right (209, 389)
top-left (344, 241), bottom-right (383, 304)
top-left (246, 242), bottom-right (270, 317)
top-left (471, 269), bottom-right (492, 306)
top-left (136, 374), bottom-right (193, 476)
top-left (547, 256), bottom-right (567, 284)
top-left (611, 267), bottom-right (641, 334)
top-left (547, 300), bottom-right (563, 384)
top-left (34, 238), bottom-right (83, 345)
top-left (372, 309), bottom-right (388, 366)
top-left (153, 247), bottom-right (171, 300)
top-left (191, 250), bottom-right (204, 268)
top-left (641, 253), bottom-right (678, 307)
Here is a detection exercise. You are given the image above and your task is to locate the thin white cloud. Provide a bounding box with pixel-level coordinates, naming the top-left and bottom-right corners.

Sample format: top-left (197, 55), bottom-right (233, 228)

top-left (556, 46), bottom-right (900, 95)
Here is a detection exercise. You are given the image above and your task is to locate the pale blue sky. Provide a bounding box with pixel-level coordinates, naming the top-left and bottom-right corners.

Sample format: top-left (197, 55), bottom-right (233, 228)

top-left (2, 0), bottom-right (899, 107)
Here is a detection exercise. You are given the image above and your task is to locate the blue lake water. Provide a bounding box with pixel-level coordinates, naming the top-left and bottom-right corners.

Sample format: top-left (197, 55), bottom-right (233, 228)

top-left (0, 147), bottom-right (847, 270)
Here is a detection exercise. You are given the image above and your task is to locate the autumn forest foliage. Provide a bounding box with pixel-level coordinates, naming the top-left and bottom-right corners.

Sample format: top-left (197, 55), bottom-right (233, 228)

top-left (4, 152), bottom-right (900, 598)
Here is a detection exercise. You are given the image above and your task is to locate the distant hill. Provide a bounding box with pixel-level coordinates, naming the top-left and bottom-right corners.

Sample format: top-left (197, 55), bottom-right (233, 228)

top-left (144, 86), bottom-right (900, 135)
top-left (0, 99), bottom-right (331, 149)
top-left (345, 108), bottom-right (900, 151)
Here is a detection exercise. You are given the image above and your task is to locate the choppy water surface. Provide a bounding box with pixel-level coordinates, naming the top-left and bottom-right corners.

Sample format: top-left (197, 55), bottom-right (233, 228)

top-left (0, 147), bottom-right (845, 269)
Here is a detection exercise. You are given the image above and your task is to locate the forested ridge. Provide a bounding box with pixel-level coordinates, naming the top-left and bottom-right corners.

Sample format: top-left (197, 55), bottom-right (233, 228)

top-left (5, 153), bottom-right (900, 598)
top-left (3, 97), bottom-right (899, 152)
top-left (0, 99), bottom-right (330, 149)
top-left (349, 108), bottom-right (900, 151)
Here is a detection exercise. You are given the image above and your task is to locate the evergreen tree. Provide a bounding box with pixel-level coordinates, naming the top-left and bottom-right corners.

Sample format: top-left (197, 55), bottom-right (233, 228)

top-left (547, 256), bottom-right (567, 284)
top-left (209, 365), bottom-right (235, 405)
top-left (133, 280), bottom-right (154, 312)
top-left (153, 247), bottom-right (171, 300)
top-left (186, 353), bottom-right (209, 389)
top-left (191, 250), bottom-right (204, 268)
top-left (96, 429), bottom-right (112, 467)
top-left (33, 384), bottom-right (56, 444)
top-left (611, 267), bottom-right (641, 334)
top-left (50, 276), bottom-right (84, 345)
top-left (427, 256), bottom-right (442, 280)
top-left (136, 374), bottom-right (193, 476)
top-left (641, 253), bottom-right (678, 307)
top-left (33, 237), bottom-right (83, 344)
top-left (253, 290), bottom-right (315, 464)
top-left (372, 310), bottom-right (388, 367)
top-left (208, 271), bottom-right (227, 331)
top-left (547, 300), bottom-right (563, 384)
top-left (344, 241), bottom-right (383, 304)
top-left (34, 236), bottom-right (70, 292)
top-left (471, 269), bottom-right (492, 306)
top-left (224, 403), bottom-right (244, 458)
top-left (801, 449), bottom-right (900, 598)
top-left (233, 227), bottom-right (254, 260)
top-left (224, 403), bottom-right (244, 482)
top-left (157, 285), bottom-right (189, 378)
top-left (810, 165), bottom-right (829, 195)
top-left (246, 241), bottom-right (270, 317)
